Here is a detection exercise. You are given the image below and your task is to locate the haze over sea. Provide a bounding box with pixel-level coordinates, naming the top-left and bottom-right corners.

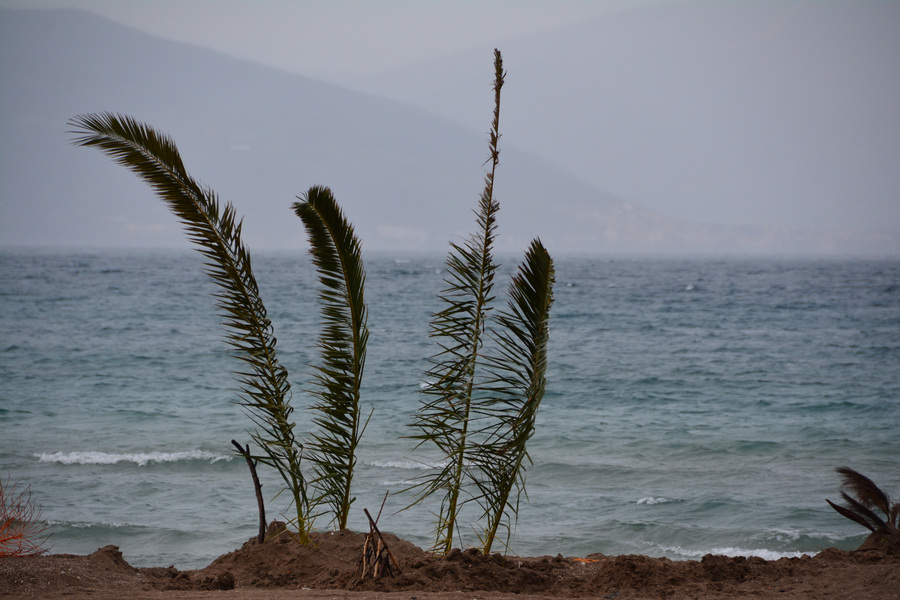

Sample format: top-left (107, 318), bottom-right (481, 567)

top-left (2, 248), bottom-right (898, 569)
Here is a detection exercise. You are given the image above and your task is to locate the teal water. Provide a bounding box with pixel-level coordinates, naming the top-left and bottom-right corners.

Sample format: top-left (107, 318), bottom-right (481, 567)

top-left (2, 248), bottom-right (898, 568)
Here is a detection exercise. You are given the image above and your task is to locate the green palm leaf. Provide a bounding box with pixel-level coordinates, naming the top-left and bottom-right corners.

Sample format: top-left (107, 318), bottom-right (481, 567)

top-left (68, 112), bottom-right (312, 541)
top-left (474, 239), bottom-right (555, 554)
top-left (408, 49), bottom-right (505, 555)
top-left (292, 186), bottom-right (369, 531)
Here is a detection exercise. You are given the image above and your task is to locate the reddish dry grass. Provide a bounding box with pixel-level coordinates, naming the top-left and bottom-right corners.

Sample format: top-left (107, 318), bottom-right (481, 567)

top-left (0, 476), bottom-right (51, 557)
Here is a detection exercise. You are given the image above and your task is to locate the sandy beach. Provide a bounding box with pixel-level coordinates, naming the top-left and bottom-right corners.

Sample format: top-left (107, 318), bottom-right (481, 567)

top-left (2, 528), bottom-right (898, 600)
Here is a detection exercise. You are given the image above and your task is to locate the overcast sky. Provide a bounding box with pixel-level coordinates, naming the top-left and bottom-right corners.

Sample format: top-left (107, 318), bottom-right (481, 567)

top-left (0, 0), bottom-right (658, 81)
top-left (3, 0), bottom-right (898, 246)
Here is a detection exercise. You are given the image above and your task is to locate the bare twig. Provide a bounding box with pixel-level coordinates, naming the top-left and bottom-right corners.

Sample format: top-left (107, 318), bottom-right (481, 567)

top-left (356, 503), bottom-right (401, 580)
top-left (232, 440), bottom-right (266, 543)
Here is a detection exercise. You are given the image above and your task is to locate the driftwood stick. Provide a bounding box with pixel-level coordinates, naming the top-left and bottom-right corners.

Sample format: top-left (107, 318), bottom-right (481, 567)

top-left (231, 439), bottom-right (266, 543)
top-left (375, 490), bottom-right (389, 523)
top-left (364, 508), bottom-right (401, 574)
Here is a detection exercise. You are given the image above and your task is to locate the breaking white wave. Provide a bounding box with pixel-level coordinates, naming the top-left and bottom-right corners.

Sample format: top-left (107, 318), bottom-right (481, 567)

top-left (365, 459), bottom-right (449, 470)
top-left (768, 528), bottom-right (848, 544)
top-left (636, 496), bottom-right (676, 505)
top-left (659, 545), bottom-right (815, 561)
top-left (45, 519), bottom-right (131, 529)
top-left (36, 450), bottom-right (231, 466)
top-left (380, 479), bottom-right (418, 487)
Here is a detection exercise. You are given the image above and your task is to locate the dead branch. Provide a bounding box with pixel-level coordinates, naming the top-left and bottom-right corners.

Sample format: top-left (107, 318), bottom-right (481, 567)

top-left (232, 440), bottom-right (266, 543)
top-left (356, 501), bottom-right (401, 580)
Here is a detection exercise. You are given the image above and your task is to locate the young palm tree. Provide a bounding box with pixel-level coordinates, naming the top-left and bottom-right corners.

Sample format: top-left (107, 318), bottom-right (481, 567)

top-left (827, 467), bottom-right (900, 545)
top-left (408, 50), bottom-right (504, 555)
top-left (409, 50), bottom-right (555, 555)
top-left (293, 186), bottom-right (369, 531)
top-left (69, 114), bottom-right (367, 541)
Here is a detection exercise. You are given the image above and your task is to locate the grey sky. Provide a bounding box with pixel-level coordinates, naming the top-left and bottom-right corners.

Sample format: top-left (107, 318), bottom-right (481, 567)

top-left (0, 0), bottom-right (650, 80)
top-left (2, 0), bottom-right (898, 250)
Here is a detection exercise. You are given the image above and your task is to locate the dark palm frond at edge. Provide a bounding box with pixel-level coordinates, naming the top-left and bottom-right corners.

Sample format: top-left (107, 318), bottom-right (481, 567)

top-left (69, 113), bottom-right (311, 540)
top-left (827, 467), bottom-right (900, 534)
top-left (292, 186), bottom-right (369, 531)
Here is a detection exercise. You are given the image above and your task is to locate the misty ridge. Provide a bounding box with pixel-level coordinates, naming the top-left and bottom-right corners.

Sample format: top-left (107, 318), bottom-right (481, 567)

top-left (1, 6), bottom-right (898, 255)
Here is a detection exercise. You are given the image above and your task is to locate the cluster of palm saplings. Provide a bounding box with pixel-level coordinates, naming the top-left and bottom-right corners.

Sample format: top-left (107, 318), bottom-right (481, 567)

top-left (70, 50), bottom-right (555, 556)
top-left (69, 48), bottom-right (898, 559)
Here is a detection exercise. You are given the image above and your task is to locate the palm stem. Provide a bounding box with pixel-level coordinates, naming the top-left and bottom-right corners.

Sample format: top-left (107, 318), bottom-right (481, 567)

top-left (442, 49), bottom-right (506, 552)
top-left (409, 49), bottom-right (505, 554)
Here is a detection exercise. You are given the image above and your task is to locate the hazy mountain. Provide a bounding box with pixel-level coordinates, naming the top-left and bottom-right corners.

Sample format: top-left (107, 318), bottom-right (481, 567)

top-left (1, 8), bottom-right (897, 255)
top-left (354, 1), bottom-right (900, 243)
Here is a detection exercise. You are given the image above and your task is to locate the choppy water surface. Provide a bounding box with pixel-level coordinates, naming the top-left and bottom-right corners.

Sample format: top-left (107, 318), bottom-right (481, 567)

top-left (2, 249), bottom-right (898, 568)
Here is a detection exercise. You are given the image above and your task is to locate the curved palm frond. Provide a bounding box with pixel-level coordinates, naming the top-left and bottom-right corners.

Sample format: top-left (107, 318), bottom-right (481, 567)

top-left (68, 113), bottom-right (312, 541)
top-left (828, 466), bottom-right (899, 535)
top-left (475, 238), bottom-right (555, 554)
top-left (408, 49), bottom-right (505, 555)
top-left (292, 186), bottom-right (369, 531)
top-left (835, 466), bottom-right (894, 520)
top-left (827, 497), bottom-right (879, 532)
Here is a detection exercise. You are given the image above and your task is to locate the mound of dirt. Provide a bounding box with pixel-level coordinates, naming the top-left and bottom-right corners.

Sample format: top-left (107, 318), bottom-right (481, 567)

top-left (1, 527), bottom-right (898, 600)
top-left (0, 544), bottom-right (152, 596)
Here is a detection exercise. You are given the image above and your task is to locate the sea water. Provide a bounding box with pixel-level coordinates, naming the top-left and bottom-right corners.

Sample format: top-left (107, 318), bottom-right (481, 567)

top-left (1, 248), bottom-right (898, 569)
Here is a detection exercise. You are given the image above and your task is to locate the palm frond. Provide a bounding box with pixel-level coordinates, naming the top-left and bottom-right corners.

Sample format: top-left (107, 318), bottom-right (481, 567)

top-left (69, 112), bottom-right (312, 541)
top-left (835, 467), bottom-right (893, 519)
top-left (292, 186), bottom-right (369, 531)
top-left (827, 466), bottom-right (900, 537)
top-left (408, 49), bottom-right (506, 555)
top-left (475, 238), bottom-right (555, 554)
top-left (826, 499), bottom-right (877, 532)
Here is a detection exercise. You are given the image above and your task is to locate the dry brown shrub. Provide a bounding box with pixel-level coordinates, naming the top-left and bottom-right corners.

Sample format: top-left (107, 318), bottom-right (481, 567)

top-left (0, 476), bottom-right (51, 557)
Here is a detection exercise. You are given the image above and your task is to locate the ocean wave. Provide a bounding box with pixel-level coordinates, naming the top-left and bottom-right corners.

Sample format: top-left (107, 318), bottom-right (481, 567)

top-left (36, 450), bottom-right (232, 466)
top-left (636, 497), bottom-right (677, 505)
top-left (365, 459), bottom-right (448, 470)
top-left (767, 528), bottom-right (855, 544)
top-left (659, 545), bottom-right (814, 561)
top-left (45, 519), bottom-right (132, 529)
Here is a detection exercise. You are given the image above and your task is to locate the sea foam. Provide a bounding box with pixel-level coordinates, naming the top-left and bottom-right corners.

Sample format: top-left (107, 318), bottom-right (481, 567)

top-left (660, 545), bottom-right (815, 561)
top-left (36, 450), bottom-right (231, 466)
top-left (364, 459), bottom-right (448, 470)
top-left (636, 497), bottom-right (676, 505)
